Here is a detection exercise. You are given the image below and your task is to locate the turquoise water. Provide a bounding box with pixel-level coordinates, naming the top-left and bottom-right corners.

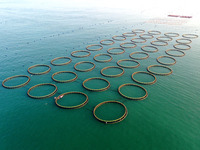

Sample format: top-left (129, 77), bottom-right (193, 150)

top-left (1, 2), bottom-right (200, 150)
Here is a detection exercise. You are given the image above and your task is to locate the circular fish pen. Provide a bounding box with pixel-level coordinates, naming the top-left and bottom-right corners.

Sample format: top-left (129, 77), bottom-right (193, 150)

top-left (156, 36), bottom-right (173, 41)
top-left (28, 64), bottom-right (51, 75)
top-left (122, 32), bottom-right (136, 37)
top-left (27, 83), bottom-right (57, 99)
top-left (55, 92), bottom-right (88, 109)
top-left (129, 52), bottom-right (149, 60)
top-left (118, 83), bottom-right (148, 100)
top-left (164, 32), bottom-right (179, 37)
top-left (139, 34), bottom-right (154, 39)
top-left (101, 66), bottom-right (125, 77)
top-left (107, 47), bottom-right (125, 55)
top-left (51, 57), bottom-right (72, 66)
top-left (176, 38), bottom-right (192, 44)
top-left (52, 71), bottom-right (78, 83)
top-left (120, 42), bottom-right (137, 49)
top-left (82, 77), bottom-right (110, 92)
top-left (156, 56), bottom-right (176, 66)
top-left (173, 44), bottom-right (191, 50)
top-left (2, 75), bottom-right (30, 89)
top-left (165, 49), bottom-right (185, 57)
top-left (74, 61), bottom-right (95, 72)
top-left (112, 35), bottom-right (126, 41)
top-left (131, 38), bottom-right (147, 43)
top-left (151, 40), bottom-right (168, 46)
top-left (182, 34), bottom-right (198, 39)
top-left (141, 45), bottom-right (158, 53)
top-left (131, 71), bottom-right (157, 85)
top-left (71, 50), bottom-right (91, 58)
top-left (93, 53), bottom-right (113, 63)
top-left (147, 65), bottom-right (173, 76)
top-left (100, 39), bottom-right (115, 45)
top-left (86, 44), bottom-right (103, 51)
top-left (117, 59), bottom-right (140, 68)
top-left (93, 101), bottom-right (128, 124)
top-left (132, 29), bottom-right (145, 34)
top-left (148, 30), bottom-right (161, 35)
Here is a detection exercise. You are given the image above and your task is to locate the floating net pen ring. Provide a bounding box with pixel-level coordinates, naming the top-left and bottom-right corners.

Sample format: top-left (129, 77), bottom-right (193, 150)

top-left (71, 50), bottom-right (91, 58)
top-left (131, 38), bottom-right (147, 43)
top-left (156, 36), bottom-right (173, 41)
top-left (165, 49), bottom-right (185, 57)
top-left (182, 34), bottom-right (198, 39)
top-left (173, 43), bottom-right (191, 50)
top-left (74, 61), bottom-right (95, 72)
top-left (151, 40), bottom-right (168, 46)
top-left (147, 65), bottom-right (173, 76)
top-left (164, 32), bottom-right (179, 37)
top-left (52, 71), bottom-right (78, 83)
top-left (131, 71), bottom-right (157, 85)
top-left (28, 64), bottom-right (51, 75)
top-left (55, 92), bottom-right (88, 109)
top-left (101, 66), bottom-right (125, 77)
top-left (107, 47), bottom-right (125, 55)
top-left (86, 44), bottom-right (103, 51)
top-left (27, 83), bottom-right (57, 99)
top-left (148, 30), bottom-right (161, 35)
top-left (51, 57), bottom-right (72, 66)
top-left (120, 42), bottom-right (137, 49)
top-left (139, 34), bottom-right (154, 39)
top-left (132, 29), bottom-right (145, 33)
top-left (93, 54), bottom-right (113, 63)
top-left (118, 83), bottom-right (148, 100)
top-left (141, 45), bottom-right (158, 53)
top-left (122, 32), bottom-right (136, 37)
top-left (100, 39), bottom-right (115, 45)
top-left (93, 101), bottom-right (128, 124)
top-left (117, 59), bottom-right (140, 68)
top-left (129, 52), bottom-right (149, 60)
top-left (156, 56), bottom-right (176, 66)
top-left (82, 77), bottom-right (110, 92)
top-left (2, 75), bottom-right (30, 89)
top-left (176, 38), bottom-right (192, 44)
top-left (112, 35), bottom-right (126, 41)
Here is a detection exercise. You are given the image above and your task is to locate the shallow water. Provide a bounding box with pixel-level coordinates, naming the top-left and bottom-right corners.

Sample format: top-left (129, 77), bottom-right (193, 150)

top-left (1, 2), bottom-right (200, 150)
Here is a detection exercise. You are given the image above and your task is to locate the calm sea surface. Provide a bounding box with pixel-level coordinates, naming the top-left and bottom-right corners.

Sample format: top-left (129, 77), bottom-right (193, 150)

top-left (0, 2), bottom-right (200, 150)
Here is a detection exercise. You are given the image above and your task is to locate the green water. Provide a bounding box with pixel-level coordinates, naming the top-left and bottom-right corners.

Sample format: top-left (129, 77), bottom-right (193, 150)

top-left (1, 2), bottom-right (200, 150)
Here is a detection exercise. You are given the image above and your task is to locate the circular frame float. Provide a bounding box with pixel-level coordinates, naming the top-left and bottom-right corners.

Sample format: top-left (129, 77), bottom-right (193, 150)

top-left (148, 30), bottom-right (161, 35)
top-left (141, 45), bottom-right (158, 53)
top-left (131, 71), bottom-right (157, 85)
top-left (86, 44), bottom-right (103, 51)
top-left (156, 36), bottom-right (173, 41)
top-left (151, 40), bottom-right (168, 46)
top-left (120, 42), bottom-right (137, 48)
top-left (2, 75), bottom-right (30, 89)
top-left (117, 59), bottom-right (140, 68)
top-left (139, 34), bottom-right (154, 39)
top-left (156, 56), bottom-right (176, 66)
top-left (147, 65), bottom-right (173, 76)
top-left (28, 64), bottom-right (51, 75)
top-left (71, 50), bottom-right (91, 58)
top-left (122, 32), bottom-right (136, 37)
top-left (107, 47), bottom-right (125, 55)
top-left (101, 66), bottom-right (125, 77)
top-left (176, 38), bottom-right (192, 44)
top-left (93, 101), bottom-right (128, 124)
top-left (93, 54), bottom-right (113, 63)
top-left (27, 83), bottom-right (57, 99)
top-left (112, 35), bottom-right (126, 41)
top-left (131, 38), bottom-right (147, 43)
top-left (164, 32), bottom-right (179, 37)
top-left (182, 34), bottom-right (198, 39)
top-left (100, 39), bottom-right (115, 45)
top-left (118, 83), bottom-right (148, 100)
top-left (51, 57), bottom-right (72, 66)
top-left (165, 49), bottom-right (185, 57)
top-left (52, 71), bottom-right (78, 83)
top-left (132, 29), bottom-right (145, 33)
top-left (129, 51), bottom-right (149, 60)
top-left (55, 92), bottom-right (88, 109)
top-left (173, 43), bottom-right (191, 50)
top-left (82, 77), bottom-right (110, 92)
top-left (74, 61), bottom-right (95, 72)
